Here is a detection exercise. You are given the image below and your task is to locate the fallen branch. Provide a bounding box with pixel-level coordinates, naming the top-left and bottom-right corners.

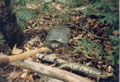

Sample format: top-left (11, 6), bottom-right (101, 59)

top-left (10, 60), bottom-right (93, 82)
top-left (0, 47), bottom-right (51, 67)
top-left (36, 53), bottom-right (101, 81)
top-left (36, 53), bottom-right (112, 80)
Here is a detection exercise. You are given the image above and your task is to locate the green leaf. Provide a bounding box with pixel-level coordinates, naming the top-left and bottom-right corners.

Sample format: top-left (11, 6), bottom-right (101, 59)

top-left (44, 0), bottom-right (53, 3)
top-left (58, 0), bottom-right (66, 4)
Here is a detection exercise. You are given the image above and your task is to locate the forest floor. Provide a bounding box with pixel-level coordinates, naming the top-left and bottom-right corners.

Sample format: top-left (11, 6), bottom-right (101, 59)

top-left (0, 2), bottom-right (119, 82)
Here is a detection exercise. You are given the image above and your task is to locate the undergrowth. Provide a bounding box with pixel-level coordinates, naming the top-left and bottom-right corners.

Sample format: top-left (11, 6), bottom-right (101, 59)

top-left (74, 38), bottom-right (105, 58)
top-left (11, 0), bottom-right (119, 66)
top-left (106, 37), bottom-right (119, 65)
top-left (0, 33), bottom-right (5, 42)
top-left (11, 0), bottom-right (37, 27)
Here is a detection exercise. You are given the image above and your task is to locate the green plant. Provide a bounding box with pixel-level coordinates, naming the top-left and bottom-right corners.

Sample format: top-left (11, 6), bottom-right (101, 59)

top-left (12, 0), bottom-right (31, 5)
top-left (73, 37), bottom-right (105, 58)
top-left (12, 0), bottom-right (37, 27)
top-left (82, 0), bottom-right (118, 30)
top-left (104, 36), bottom-right (119, 66)
top-left (15, 7), bottom-right (36, 27)
top-left (80, 0), bottom-right (119, 66)
top-left (0, 34), bottom-right (5, 42)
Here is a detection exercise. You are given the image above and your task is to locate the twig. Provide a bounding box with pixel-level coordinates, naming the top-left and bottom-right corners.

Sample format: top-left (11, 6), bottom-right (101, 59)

top-left (68, 23), bottom-right (111, 41)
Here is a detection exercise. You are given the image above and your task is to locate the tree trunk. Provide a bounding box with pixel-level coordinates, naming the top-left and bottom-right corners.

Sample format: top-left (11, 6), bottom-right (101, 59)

top-left (0, 0), bottom-right (25, 49)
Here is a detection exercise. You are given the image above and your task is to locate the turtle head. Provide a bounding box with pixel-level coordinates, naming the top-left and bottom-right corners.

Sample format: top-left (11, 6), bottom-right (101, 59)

top-left (44, 41), bottom-right (61, 49)
top-left (51, 41), bottom-right (61, 49)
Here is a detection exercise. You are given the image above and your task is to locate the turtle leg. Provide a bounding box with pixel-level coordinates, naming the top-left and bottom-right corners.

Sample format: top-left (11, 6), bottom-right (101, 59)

top-left (62, 43), bottom-right (70, 50)
top-left (43, 41), bottom-right (52, 48)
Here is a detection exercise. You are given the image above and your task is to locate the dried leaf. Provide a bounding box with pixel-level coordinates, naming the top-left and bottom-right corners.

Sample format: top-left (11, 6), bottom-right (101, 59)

top-left (86, 62), bottom-right (92, 66)
top-left (21, 69), bottom-right (29, 78)
top-left (27, 25), bottom-right (32, 29)
top-left (39, 42), bottom-right (43, 47)
top-left (7, 70), bottom-right (21, 80)
top-left (21, 72), bottom-right (28, 78)
top-left (97, 65), bottom-right (102, 69)
top-left (26, 3), bottom-right (41, 9)
top-left (107, 66), bottom-right (114, 72)
top-left (73, 34), bottom-right (83, 40)
top-left (26, 42), bottom-right (32, 47)
top-left (24, 47), bottom-right (30, 51)
top-left (102, 65), bottom-right (108, 69)
top-left (12, 44), bottom-right (23, 54)
top-left (112, 31), bottom-right (119, 35)
top-left (49, 64), bottom-right (56, 67)
top-left (23, 75), bottom-right (30, 80)
top-left (30, 74), bottom-right (35, 82)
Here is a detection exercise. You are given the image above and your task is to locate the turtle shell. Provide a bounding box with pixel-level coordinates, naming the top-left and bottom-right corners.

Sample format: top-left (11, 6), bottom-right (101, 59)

top-left (45, 26), bottom-right (71, 43)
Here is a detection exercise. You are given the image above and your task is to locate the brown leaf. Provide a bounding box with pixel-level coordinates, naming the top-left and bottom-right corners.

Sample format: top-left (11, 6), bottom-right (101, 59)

top-left (23, 75), bottom-right (30, 80)
top-left (26, 42), bottom-right (32, 47)
top-left (86, 62), bottom-right (92, 66)
top-left (26, 3), bottom-right (41, 9)
top-left (24, 47), bottom-right (30, 51)
top-left (7, 70), bottom-right (21, 80)
top-left (21, 72), bottom-right (28, 78)
top-left (56, 4), bottom-right (63, 10)
top-left (39, 42), bottom-right (43, 47)
top-left (102, 65), bottom-right (108, 69)
top-left (12, 44), bottom-right (23, 54)
top-left (92, 23), bottom-right (99, 29)
top-left (107, 66), bottom-right (114, 73)
top-left (112, 31), bottom-right (119, 35)
top-left (97, 65), bottom-right (102, 69)
top-left (30, 74), bottom-right (35, 82)
top-left (73, 34), bottom-right (83, 40)
top-left (103, 56), bottom-right (114, 60)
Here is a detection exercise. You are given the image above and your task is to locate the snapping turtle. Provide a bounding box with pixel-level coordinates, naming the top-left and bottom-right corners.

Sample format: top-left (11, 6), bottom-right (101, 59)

top-left (44, 26), bottom-right (71, 49)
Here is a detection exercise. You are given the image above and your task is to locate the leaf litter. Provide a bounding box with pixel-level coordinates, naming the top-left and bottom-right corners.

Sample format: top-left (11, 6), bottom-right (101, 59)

top-left (0, 1), bottom-right (119, 82)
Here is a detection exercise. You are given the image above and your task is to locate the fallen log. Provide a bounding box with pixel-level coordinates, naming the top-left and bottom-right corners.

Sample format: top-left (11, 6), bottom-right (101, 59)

top-left (10, 60), bottom-right (93, 82)
top-left (36, 53), bottom-right (114, 81)
top-left (0, 47), bottom-right (51, 67)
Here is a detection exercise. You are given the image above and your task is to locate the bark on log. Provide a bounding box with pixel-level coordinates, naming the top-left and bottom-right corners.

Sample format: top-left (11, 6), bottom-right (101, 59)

top-left (10, 60), bottom-right (93, 82)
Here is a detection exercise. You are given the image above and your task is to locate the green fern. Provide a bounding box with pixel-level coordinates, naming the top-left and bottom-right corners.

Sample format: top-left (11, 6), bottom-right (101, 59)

top-left (0, 34), bottom-right (5, 42)
top-left (82, 0), bottom-right (118, 30)
top-left (16, 7), bottom-right (36, 26)
top-left (12, 0), bottom-right (37, 27)
top-left (106, 36), bottom-right (119, 65)
top-left (74, 38), bottom-right (105, 58)
top-left (12, 0), bottom-right (31, 5)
